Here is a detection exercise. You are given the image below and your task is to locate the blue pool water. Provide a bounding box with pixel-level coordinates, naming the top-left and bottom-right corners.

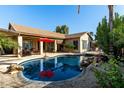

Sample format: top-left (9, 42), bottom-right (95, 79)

top-left (20, 55), bottom-right (85, 81)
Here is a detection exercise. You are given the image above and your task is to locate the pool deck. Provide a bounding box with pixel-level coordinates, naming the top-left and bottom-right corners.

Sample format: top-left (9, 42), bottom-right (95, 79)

top-left (0, 52), bottom-right (100, 88)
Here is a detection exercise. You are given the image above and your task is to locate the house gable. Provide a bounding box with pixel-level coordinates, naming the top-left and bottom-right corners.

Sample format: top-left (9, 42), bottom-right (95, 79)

top-left (8, 23), bottom-right (16, 31)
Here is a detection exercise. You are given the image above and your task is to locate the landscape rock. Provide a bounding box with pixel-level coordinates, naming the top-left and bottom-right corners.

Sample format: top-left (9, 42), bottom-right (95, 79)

top-left (5, 64), bottom-right (24, 74)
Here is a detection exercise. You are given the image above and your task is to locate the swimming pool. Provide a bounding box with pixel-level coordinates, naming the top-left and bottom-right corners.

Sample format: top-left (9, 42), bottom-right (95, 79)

top-left (20, 55), bottom-right (85, 81)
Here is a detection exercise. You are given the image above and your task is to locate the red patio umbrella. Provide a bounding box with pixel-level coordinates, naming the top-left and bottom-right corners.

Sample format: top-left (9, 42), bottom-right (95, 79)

top-left (38, 38), bottom-right (54, 57)
top-left (39, 38), bottom-right (55, 43)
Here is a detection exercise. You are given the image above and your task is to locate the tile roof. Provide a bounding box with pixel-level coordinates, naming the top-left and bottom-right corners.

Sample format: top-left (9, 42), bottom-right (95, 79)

top-left (9, 23), bottom-right (65, 39)
top-left (7, 23), bottom-right (92, 40)
top-left (65, 32), bottom-right (86, 39)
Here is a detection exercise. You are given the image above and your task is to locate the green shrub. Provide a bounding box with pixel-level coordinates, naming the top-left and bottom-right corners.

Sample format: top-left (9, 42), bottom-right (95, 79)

top-left (0, 35), bottom-right (18, 49)
top-left (64, 43), bottom-right (75, 52)
top-left (94, 58), bottom-right (124, 88)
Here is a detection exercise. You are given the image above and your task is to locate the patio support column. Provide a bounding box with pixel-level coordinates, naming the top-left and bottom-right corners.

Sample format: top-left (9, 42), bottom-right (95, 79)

top-left (40, 41), bottom-right (43, 55)
top-left (54, 40), bottom-right (57, 52)
top-left (18, 35), bottom-right (23, 58)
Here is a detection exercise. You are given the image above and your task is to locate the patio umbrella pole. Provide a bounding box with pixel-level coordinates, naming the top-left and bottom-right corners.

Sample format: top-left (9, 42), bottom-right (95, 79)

top-left (39, 38), bottom-right (55, 58)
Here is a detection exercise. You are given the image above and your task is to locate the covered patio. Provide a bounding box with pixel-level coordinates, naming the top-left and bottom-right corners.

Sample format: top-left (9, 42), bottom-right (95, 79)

top-left (12, 36), bottom-right (58, 58)
top-left (18, 35), bottom-right (58, 57)
top-left (0, 28), bottom-right (62, 58)
top-left (8, 23), bottom-right (65, 58)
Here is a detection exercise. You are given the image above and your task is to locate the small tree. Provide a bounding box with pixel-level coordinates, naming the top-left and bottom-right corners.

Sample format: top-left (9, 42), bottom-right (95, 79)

top-left (61, 25), bottom-right (69, 34)
top-left (109, 13), bottom-right (124, 56)
top-left (64, 42), bottom-right (75, 52)
top-left (0, 35), bottom-right (18, 54)
top-left (96, 13), bottom-right (124, 57)
top-left (55, 26), bottom-right (61, 33)
top-left (96, 16), bottom-right (110, 54)
top-left (55, 25), bottom-right (69, 34)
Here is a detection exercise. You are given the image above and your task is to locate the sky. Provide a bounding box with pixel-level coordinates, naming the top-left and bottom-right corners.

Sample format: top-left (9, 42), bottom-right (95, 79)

top-left (0, 5), bottom-right (124, 34)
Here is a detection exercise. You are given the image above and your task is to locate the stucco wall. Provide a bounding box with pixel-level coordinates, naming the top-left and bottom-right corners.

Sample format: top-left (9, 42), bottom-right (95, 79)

top-left (64, 33), bottom-right (92, 53)
top-left (32, 39), bottom-right (38, 51)
top-left (80, 33), bottom-right (92, 53)
top-left (64, 38), bottom-right (80, 52)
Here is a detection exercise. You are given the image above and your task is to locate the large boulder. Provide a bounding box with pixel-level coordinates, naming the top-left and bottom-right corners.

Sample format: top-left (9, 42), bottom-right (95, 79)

top-left (94, 55), bottom-right (109, 63)
top-left (80, 57), bottom-right (94, 67)
top-left (6, 64), bottom-right (24, 74)
top-left (80, 55), bottom-right (107, 68)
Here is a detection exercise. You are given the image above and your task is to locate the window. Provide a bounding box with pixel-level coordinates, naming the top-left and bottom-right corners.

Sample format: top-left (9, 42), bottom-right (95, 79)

top-left (73, 40), bottom-right (78, 50)
top-left (23, 40), bottom-right (32, 50)
top-left (82, 40), bottom-right (87, 49)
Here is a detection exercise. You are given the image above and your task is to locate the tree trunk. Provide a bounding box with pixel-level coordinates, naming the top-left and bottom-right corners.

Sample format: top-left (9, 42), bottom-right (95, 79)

top-left (78, 5), bottom-right (80, 14)
top-left (108, 5), bottom-right (113, 32)
top-left (108, 5), bottom-right (114, 55)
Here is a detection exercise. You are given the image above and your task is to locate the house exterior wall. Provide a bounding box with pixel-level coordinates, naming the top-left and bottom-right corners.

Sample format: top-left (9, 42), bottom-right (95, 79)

top-left (22, 36), bottom-right (40, 50)
top-left (80, 33), bottom-right (92, 53)
top-left (64, 38), bottom-right (80, 52)
top-left (32, 39), bottom-right (38, 51)
top-left (22, 37), bottom-right (41, 56)
top-left (64, 33), bottom-right (92, 53)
